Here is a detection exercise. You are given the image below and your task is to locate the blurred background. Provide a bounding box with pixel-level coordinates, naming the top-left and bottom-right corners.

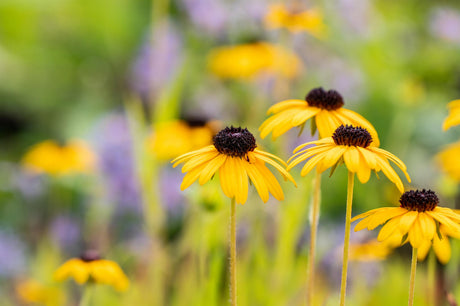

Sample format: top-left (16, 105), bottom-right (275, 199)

top-left (1, 0), bottom-right (460, 305)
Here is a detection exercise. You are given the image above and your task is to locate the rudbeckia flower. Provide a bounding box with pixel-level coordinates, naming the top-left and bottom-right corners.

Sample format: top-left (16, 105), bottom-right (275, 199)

top-left (207, 42), bottom-right (301, 80)
top-left (352, 189), bottom-right (460, 250)
top-left (436, 141), bottom-right (460, 182)
top-left (287, 125), bottom-right (410, 192)
top-left (442, 99), bottom-right (460, 130)
top-left (172, 126), bottom-right (296, 204)
top-left (54, 251), bottom-right (129, 292)
top-left (147, 119), bottom-right (218, 160)
top-left (22, 140), bottom-right (96, 176)
top-left (264, 4), bottom-right (326, 38)
top-left (259, 87), bottom-right (380, 145)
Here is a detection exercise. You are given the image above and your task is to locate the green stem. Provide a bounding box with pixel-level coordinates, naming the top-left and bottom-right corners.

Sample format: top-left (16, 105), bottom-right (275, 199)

top-left (79, 285), bottom-right (93, 306)
top-left (339, 171), bottom-right (354, 306)
top-left (408, 248), bottom-right (418, 306)
top-left (307, 171), bottom-right (321, 306)
top-left (230, 198), bottom-right (237, 306)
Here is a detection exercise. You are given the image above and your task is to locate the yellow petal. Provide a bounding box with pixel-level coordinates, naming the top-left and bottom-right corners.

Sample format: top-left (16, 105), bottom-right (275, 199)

top-left (317, 146), bottom-right (346, 173)
top-left (343, 147), bottom-right (361, 173)
top-left (366, 207), bottom-right (407, 230)
top-left (375, 155), bottom-right (404, 193)
top-left (180, 161), bottom-right (208, 190)
top-left (408, 218), bottom-right (424, 249)
top-left (243, 161), bottom-right (270, 202)
top-left (219, 158), bottom-right (234, 199)
top-left (171, 145), bottom-right (216, 166)
top-left (255, 162), bottom-right (284, 201)
top-left (233, 158), bottom-right (249, 204)
top-left (300, 153), bottom-right (326, 176)
top-left (292, 137), bottom-right (333, 154)
top-left (335, 108), bottom-right (380, 147)
top-left (316, 110), bottom-right (341, 138)
top-left (254, 152), bottom-right (296, 185)
top-left (418, 212), bottom-right (436, 241)
top-left (182, 151), bottom-right (219, 173)
top-left (433, 230), bottom-right (451, 264)
top-left (426, 210), bottom-right (460, 233)
top-left (266, 99), bottom-right (307, 114)
top-left (259, 108), bottom-right (300, 139)
top-left (417, 239), bottom-right (431, 261)
top-left (198, 154), bottom-right (227, 185)
top-left (291, 108), bottom-right (321, 126)
top-left (378, 217), bottom-right (401, 241)
top-left (357, 147), bottom-right (377, 168)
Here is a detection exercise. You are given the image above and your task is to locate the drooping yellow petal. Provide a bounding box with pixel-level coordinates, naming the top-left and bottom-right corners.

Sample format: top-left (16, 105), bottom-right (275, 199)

top-left (315, 110), bottom-right (342, 138)
top-left (288, 143), bottom-right (331, 164)
top-left (292, 137), bottom-right (332, 154)
top-left (172, 145), bottom-right (216, 166)
top-left (233, 158), bottom-right (249, 204)
top-left (356, 160), bottom-right (371, 183)
top-left (426, 211), bottom-right (460, 233)
top-left (316, 146), bottom-right (346, 172)
top-left (219, 158), bottom-right (234, 199)
top-left (180, 161), bottom-right (209, 190)
top-left (198, 154), bottom-right (227, 185)
top-left (417, 212), bottom-right (436, 241)
top-left (365, 207), bottom-right (407, 230)
top-left (408, 217), bottom-right (424, 249)
top-left (287, 145), bottom-right (332, 170)
top-left (369, 147), bottom-right (411, 182)
top-left (398, 211), bottom-right (418, 236)
top-left (243, 161), bottom-right (270, 203)
top-left (291, 107), bottom-right (321, 126)
top-left (374, 154), bottom-right (405, 193)
top-left (182, 151), bottom-right (219, 173)
top-left (378, 216), bottom-right (402, 241)
top-left (300, 153), bottom-right (326, 176)
top-left (256, 162), bottom-right (284, 200)
top-left (259, 108), bottom-right (301, 139)
top-left (343, 147), bottom-right (361, 173)
top-left (254, 152), bottom-right (296, 186)
top-left (433, 230), bottom-right (451, 264)
top-left (417, 239), bottom-right (432, 262)
top-left (357, 147), bottom-right (377, 169)
top-left (254, 148), bottom-right (288, 167)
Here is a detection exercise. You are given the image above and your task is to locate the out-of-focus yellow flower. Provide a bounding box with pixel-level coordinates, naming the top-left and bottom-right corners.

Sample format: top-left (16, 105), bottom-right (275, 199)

top-left (16, 279), bottom-right (65, 306)
top-left (54, 252), bottom-right (129, 292)
top-left (147, 120), bottom-right (218, 160)
top-left (349, 239), bottom-right (393, 261)
top-left (443, 99), bottom-right (460, 131)
top-left (22, 140), bottom-right (96, 176)
top-left (417, 223), bottom-right (460, 264)
top-left (436, 141), bottom-right (460, 182)
top-left (207, 42), bottom-right (301, 79)
top-left (265, 4), bottom-right (326, 38)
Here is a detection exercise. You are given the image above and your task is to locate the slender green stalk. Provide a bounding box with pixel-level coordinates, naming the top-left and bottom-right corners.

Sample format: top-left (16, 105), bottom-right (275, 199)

top-left (339, 171), bottom-right (354, 306)
top-left (79, 285), bottom-right (93, 306)
top-left (306, 171), bottom-right (321, 306)
top-left (408, 248), bottom-right (418, 306)
top-left (428, 251), bottom-right (436, 306)
top-left (230, 198), bottom-right (237, 306)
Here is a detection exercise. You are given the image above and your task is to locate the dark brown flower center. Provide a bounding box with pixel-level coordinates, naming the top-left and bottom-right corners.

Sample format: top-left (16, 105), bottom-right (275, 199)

top-left (399, 189), bottom-right (438, 212)
top-left (80, 250), bottom-right (101, 262)
top-left (213, 126), bottom-right (256, 158)
top-left (305, 87), bottom-right (344, 110)
top-left (332, 125), bottom-right (373, 148)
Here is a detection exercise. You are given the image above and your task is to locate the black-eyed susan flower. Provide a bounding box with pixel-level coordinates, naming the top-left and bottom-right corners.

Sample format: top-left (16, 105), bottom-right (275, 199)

top-left (436, 141), bottom-right (460, 182)
top-left (54, 251), bottom-right (129, 292)
top-left (259, 87), bottom-right (380, 145)
top-left (22, 140), bottom-right (96, 176)
top-left (288, 125), bottom-right (410, 192)
top-left (352, 189), bottom-right (460, 305)
top-left (264, 4), bottom-right (326, 38)
top-left (207, 42), bottom-right (301, 80)
top-left (352, 189), bottom-right (460, 252)
top-left (147, 119), bottom-right (219, 161)
top-left (172, 126), bottom-right (297, 204)
top-left (442, 99), bottom-right (460, 131)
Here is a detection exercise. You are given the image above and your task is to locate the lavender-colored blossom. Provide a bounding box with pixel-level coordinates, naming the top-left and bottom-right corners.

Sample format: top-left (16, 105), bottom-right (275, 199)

top-left (181, 0), bottom-right (227, 35)
top-left (94, 114), bottom-right (143, 214)
top-left (130, 22), bottom-right (182, 101)
top-left (430, 7), bottom-right (460, 44)
top-left (50, 215), bottom-right (81, 251)
top-left (159, 168), bottom-right (185, 215)
top-left (334, 0), bottom-right (375, 37)
top-left (0, 231), bottom-right (26, 278)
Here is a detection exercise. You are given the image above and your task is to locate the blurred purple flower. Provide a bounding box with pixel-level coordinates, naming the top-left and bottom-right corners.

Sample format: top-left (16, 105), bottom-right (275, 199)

top-left (94, 114), bottom-right (143, 214)
top-left (0, 231), bottom-right (26, 278)
top-left (181, 0), bottom-right (227, 34)
top-left (430, 7), bottom-right (460, 44)
top-left (335, 0), bottom-right (374, 37)
top-left (50, 215), bottom-right (80, 251)
top-left (159, 168), bottom-right (185, 215)
top-left (130, 22), bottom-right (182, 101)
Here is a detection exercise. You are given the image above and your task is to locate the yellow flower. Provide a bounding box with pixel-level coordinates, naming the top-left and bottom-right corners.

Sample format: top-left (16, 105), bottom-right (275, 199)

top-left (207, 42), bottom-right (301, 79)
top-left (16, 279), bottom-right (64, 306)
top-left (264, 4), bottom-right (326, 38)
top-left (260, 87), bottom-right (380, 145)
top-left (349, 239), bottom-right (393, 261)
top-left (172, 126), bottom-right (296, 204)
top-left (442, 99), bottom-right (460, 131)
top-left (54, 252), bottom-right (129, 292)
top-left (287, 125), bottom-right (410, 192)
top-left (352, 189), bottom-right (460, 251)
top-left (22, 140), bottom-right (96, 176)
top-left (147, 120), bottom-right (218, 160)
top-left (436, 141), bottom-right (460, 182)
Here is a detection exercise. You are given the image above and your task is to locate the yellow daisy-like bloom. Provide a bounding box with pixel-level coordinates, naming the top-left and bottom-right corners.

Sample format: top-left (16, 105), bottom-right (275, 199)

top-left (147, 119), bottom-right (218, 161)
top-left (172, 126), bottom-right (296, 204)
top-left (436, 141), bottom-right (460, 182)
top-left (54, 251), bottom-right (129, 292)
top-left (349, 239), bottom-right (393, 261)
top-left (22, 140), bottom-right (96, 176)
top-left (260, 87), bottom-right (380, 145)
top-left (264, 4), bottom-right (326, 38)
top-left (352, 189), bottom-right (460, 252)
top-left (16, 279), bottom-right (64, 306)
top-left (207, 42), bottom-right (301, 80)
top-left (442, 99), bottom-right (460, 131)
top-left (288, 125), bottom-right (410, 192)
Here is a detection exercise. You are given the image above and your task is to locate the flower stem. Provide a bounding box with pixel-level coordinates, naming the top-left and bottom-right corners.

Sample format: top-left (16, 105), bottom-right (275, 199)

top-left (339, 171), bottom-right (354, 306)
top-left (409, 247), bottom-right (418, 306)
top-left (79, 285), bottom-right (93, 306)
top-left (307, 171), bottom-right (321, 306)
top-left (230, 197), bottom-right (237, 306)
